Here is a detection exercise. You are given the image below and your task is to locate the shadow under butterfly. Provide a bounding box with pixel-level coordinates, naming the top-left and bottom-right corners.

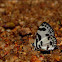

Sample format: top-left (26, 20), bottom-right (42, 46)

top-left (32, 22), bottom-right (58, 54)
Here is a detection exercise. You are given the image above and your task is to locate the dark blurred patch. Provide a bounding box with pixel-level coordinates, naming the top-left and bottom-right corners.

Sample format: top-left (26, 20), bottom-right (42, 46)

top-left (40, 50), bottom-right (50, 54)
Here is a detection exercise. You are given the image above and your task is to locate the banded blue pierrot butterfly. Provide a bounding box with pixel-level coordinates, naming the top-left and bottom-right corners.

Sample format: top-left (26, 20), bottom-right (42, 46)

top-left (33, 22), bottom-right (57, 51)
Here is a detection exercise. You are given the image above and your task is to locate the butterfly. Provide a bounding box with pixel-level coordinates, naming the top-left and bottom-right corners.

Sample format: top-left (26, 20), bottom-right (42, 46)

top-left (33, 22), bottom-right (57, 51)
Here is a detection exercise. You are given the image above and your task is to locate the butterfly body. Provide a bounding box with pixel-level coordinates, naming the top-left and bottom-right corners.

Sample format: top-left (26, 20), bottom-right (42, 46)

top-left (33, 22), bottom-right (57, 51)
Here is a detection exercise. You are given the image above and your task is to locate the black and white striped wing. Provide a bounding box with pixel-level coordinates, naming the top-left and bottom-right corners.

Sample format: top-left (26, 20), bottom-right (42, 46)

top-left (37, 36), bottom-right (57, 51)
top-left (33, 22), bottom-right (57, 51)
top-left (37, 22), bottom-right (55, 41)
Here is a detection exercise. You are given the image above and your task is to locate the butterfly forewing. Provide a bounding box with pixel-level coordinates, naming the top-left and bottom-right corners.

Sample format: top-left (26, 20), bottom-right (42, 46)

top-left (37, 22), bottom-right (55, 40)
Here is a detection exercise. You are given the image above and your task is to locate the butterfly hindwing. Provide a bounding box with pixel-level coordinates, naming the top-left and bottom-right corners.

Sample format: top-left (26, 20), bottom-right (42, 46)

top-left (36, 36), bottom-right (57, 51)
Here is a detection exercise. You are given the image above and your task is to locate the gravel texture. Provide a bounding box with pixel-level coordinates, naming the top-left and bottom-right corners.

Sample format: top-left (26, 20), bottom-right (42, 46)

top-left (0, 0), bottom-right (62, 62)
